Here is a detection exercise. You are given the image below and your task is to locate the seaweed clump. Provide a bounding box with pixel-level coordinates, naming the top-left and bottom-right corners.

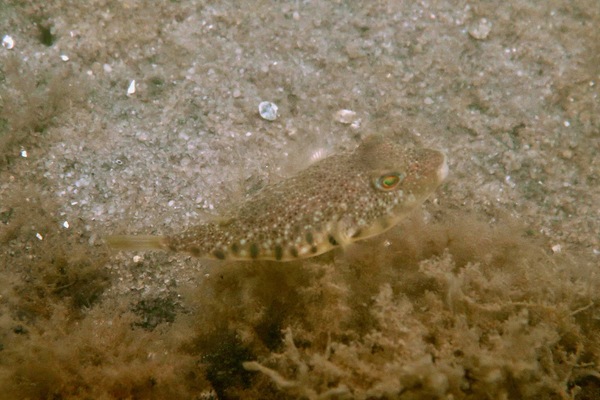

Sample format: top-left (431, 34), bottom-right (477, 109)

top-left (219, 211), bottom-right (600, 399)
top-left (1, 191), bottom-right (599, 399)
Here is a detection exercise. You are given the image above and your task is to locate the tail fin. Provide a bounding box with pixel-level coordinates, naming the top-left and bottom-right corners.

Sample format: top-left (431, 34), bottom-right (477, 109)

top-left (106, 235), bottom-right (169, 251)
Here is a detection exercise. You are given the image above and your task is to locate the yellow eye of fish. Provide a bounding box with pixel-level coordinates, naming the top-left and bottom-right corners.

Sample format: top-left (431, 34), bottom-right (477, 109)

top-left (375, 173), bottom-right (403, 191)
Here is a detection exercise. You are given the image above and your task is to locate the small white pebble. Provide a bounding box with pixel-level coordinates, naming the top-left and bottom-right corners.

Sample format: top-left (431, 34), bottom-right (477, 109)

top-left (60, 54), bottom-right (69, 61)
top-left (2, 35), bottom-right (14, 49)
top-left (593, 248), bottom-right (600, 255)
top-left (563, 120), bottom-right (570, 127)
top-left (133, 255), bottom-right (142, 263)
top-left (20, 149), bottom-right (28, 158)
top-left (232, 89), bottom-right (241, 98)
top-left (62, 221), bottom-right (70, 229)
top-left (103, 63), bottom-right (112, 73)
top-left (551, 244), bottom-right (562, 254)
top-left (127, 79), bottom-right (136, 96)
top-left (334, 109), bottom-right (357, 124)
top-left (258, 101), bottom-right (278, 121)
top-left (36, 233), bottom-right (43, 240)
top-left (561, 149), bottom-right (573, 159)
top-left (468, 18), bottom-right (492, 40)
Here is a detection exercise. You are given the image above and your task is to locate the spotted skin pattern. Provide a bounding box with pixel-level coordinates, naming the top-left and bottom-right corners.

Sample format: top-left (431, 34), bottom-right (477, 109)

top-left (107, 136), bottom-right (448, 261)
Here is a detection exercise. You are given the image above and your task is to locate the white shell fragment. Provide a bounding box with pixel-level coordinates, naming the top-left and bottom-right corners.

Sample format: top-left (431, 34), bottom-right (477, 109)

top-left (310, 148), bottom-right (330, 163)
top-left (127, 79), bottom-right (136, 96)
top-left (36, 233), bottom-right (43, 240)
top-left (62, 221), bottom-right (70, 229)
top-left (334, 109), bottom-right (357, 124)
top-left (551, 244), bottom-right (562, 254)
top-left (2, 35), bottom-right (14, 49)
top-left (258, 101), bottom-right (278, 121)
top-left (60, 54), bottom-right (69, 61)
top-left (2, 35), bottom-right (15, 50)
top-left (468, 18), bottom-right (492, 40)
top-left (20, 149), bottom-right (28, 158)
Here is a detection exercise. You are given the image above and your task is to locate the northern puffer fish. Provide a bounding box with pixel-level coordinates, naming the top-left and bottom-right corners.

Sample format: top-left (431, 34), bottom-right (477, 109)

top-left (107, 136), bottom-right (448, 261)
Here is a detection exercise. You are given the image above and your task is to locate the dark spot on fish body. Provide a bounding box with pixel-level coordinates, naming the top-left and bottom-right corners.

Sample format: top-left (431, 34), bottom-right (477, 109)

top-left (190, 246), bottom-right (201, 256)
top-left (328, 235), bottom-right (338, 246)
top-left (213, 249), bottom-right (226, 260)
top-left (231, 243), bottom-right (240, 255)
top-left (274, 245), bottom-right (283, 261)
top-left (310, 246), bottom-right (318, 253)
top-left (250, 243), bottom-right (260, 259)
top-left (306, 232), bottom-right (314, 244)
top-left (289, 247), bottom-right (299, 258)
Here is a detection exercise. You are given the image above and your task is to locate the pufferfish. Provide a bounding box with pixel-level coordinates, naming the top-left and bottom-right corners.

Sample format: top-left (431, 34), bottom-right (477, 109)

top-left (107, 136), bottom-right (448, 261)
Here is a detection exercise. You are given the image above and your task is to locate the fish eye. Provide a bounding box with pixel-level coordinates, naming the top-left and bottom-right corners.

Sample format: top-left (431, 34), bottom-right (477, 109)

top-left (374, 172), bottom-right (404, 191)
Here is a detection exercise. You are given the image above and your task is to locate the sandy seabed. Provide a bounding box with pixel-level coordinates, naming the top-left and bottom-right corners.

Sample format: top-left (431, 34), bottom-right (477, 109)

top-left (0, 1), bottom-right (599, 399)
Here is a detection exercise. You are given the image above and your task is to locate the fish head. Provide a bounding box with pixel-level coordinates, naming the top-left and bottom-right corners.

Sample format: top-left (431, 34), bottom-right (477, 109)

top-left (356, 135), bottom-right (448, 211)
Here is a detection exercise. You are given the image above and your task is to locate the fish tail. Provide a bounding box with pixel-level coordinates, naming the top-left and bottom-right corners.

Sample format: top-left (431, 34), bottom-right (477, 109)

top-left (106, 235), bottom-right (169, 251)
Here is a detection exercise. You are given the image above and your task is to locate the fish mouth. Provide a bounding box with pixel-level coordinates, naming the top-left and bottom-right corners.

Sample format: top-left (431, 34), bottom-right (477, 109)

top-left (437, 153), bottom-right (449, 182)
